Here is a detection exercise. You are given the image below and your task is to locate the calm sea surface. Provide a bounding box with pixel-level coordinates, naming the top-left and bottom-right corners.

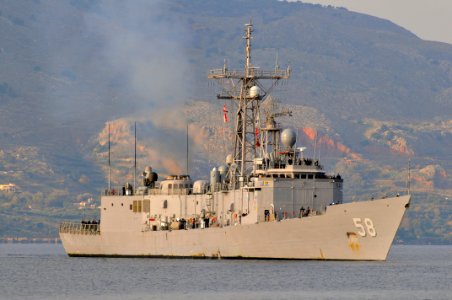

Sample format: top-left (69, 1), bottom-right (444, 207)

top-left (0, 244), bottom-right (450, 300)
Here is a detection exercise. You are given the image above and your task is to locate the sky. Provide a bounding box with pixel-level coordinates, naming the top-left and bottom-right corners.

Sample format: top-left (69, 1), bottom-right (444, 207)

top-left (297, 0), bottom-right (452, 44)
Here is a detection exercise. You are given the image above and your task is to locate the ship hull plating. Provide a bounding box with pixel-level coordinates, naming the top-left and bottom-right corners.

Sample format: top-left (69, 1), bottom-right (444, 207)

top-left (60, 195), bottom-right (409, 260)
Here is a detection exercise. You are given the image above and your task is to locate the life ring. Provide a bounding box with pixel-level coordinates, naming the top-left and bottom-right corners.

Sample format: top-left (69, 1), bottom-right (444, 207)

top-left (211, 216), bottom-right (217, 223)
top-left (232, 212), bottom-right (238, 221)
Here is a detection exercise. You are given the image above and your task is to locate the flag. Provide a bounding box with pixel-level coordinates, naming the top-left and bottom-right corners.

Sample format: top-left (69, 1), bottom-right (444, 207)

top-left (255, 127), bottom-right (260, 147)
top-left (223, 104), bottom-right (228, 123)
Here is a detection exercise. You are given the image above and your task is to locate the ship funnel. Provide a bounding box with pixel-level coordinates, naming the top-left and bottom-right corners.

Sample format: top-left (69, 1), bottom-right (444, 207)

top-left (281, 128), bottom-right (296, 148)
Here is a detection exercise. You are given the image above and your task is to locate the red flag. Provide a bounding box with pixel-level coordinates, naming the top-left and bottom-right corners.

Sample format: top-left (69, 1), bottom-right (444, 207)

top-left (223, 104), bottom-right (228, 123)
top-left (255, 127), bottom-right (260, 147)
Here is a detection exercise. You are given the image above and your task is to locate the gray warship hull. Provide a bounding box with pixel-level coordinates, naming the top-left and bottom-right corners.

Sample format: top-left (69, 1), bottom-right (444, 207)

top-left (60, 195), bottom-right (409, 260)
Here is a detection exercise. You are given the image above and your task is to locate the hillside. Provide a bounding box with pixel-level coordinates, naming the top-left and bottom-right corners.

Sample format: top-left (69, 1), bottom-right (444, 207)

top-left (0, 0), bottom-right (450, 243)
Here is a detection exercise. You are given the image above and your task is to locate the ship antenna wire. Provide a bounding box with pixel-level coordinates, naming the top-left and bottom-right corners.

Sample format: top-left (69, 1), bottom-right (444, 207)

top-left (318, 131), bottom-right (321, 163)
top-left (407, 158), bottom-right (411, 195)
top-left (108, 122), bottom-right (111, 191)
top-left (134, 121), bottom-right (137, 193)
top-left (295, 127), bottom-right (298, 149)
top-left (186, 122), bottom-right (189, 176)
top-left (313, 129), bottom-right (317, 160)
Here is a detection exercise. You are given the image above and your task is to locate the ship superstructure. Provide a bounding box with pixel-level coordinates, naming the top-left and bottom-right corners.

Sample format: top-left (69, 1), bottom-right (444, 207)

top-left (60, 23), bottom-right (410, 260)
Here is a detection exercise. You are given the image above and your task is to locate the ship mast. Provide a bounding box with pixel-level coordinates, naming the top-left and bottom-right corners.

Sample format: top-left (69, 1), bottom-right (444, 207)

top-left (208, 22), bottom-right (290, 184)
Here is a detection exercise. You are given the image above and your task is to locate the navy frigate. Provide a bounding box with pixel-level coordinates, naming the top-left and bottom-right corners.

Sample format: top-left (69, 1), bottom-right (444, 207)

top-left (60, 23), bottom-right (410, 260)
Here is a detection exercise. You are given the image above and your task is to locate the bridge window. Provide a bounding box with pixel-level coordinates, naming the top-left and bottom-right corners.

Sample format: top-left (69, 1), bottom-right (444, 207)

top-left (163, 200), bottom-right (168, 209)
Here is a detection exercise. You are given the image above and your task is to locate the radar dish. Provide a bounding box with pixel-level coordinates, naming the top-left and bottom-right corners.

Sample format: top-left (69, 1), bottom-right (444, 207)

top-left (281, 128), bottom-right (296, 148)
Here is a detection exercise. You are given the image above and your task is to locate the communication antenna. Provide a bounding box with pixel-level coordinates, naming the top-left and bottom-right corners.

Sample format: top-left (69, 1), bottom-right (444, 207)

top-left (186, 122), bottom-right (189, 175)
top-left (407, 158), bottom-right (411, 195)
top-left (318, 133), bottom-right (321, 163)
top-left (134, 122), bottom-right (137, 192)
top-left (295, 127), bottom-right (298, 150)
top-left (108, 122), bottom-right (111, 191)
top-left (313, 129), bottom-right (317, 160)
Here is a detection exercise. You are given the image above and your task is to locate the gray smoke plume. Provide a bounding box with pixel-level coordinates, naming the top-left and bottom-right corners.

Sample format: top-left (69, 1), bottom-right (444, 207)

top-left (72, 1), bottom-right (203, 176)
top-left (12, 0), bottom-right (203, 179)
top-left (48, 0), bottom-right (193, 114)
top-left (82, 0), bottom-right (195, 108)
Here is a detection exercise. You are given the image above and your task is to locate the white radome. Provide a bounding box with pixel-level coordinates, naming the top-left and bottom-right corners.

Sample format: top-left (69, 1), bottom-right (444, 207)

top-left (249, 86), bottom-right (261, 98)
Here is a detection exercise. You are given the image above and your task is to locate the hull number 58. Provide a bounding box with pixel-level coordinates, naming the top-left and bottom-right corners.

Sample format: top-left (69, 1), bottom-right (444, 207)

top-left (352, 218), bottom-right (377, 237)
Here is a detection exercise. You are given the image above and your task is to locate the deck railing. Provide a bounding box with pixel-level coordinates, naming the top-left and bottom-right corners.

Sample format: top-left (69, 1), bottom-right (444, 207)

top-left (59, 222), bottom-right (100, 235)
top-left (103, 187), bottom-right (200, 196)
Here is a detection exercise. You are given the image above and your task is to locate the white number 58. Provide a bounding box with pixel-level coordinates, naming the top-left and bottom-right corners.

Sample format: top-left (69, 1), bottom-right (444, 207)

top-left (353, 218), bottom-right (377, 237)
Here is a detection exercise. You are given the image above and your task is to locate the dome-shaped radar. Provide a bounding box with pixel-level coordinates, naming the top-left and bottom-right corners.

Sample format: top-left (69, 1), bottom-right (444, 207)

top-left (249, 86), bottom-right (261, 98)
top-left (281, 128), bottom-right (296, 148)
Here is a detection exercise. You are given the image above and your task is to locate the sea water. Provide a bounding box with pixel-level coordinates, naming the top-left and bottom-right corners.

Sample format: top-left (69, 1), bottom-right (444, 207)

top-left (0, 244), bottom-right (450, 300)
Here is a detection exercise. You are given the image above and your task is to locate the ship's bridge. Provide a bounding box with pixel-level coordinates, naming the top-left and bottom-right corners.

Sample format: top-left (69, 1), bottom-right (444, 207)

top-left (256, 166), bottom-right (323, 179)
top-left (253, 156), bottom-right (341, 180)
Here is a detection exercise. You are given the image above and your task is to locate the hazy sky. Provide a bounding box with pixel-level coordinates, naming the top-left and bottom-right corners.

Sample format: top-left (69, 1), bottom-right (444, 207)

top-left (298, 0), bottom-right (452, 44)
